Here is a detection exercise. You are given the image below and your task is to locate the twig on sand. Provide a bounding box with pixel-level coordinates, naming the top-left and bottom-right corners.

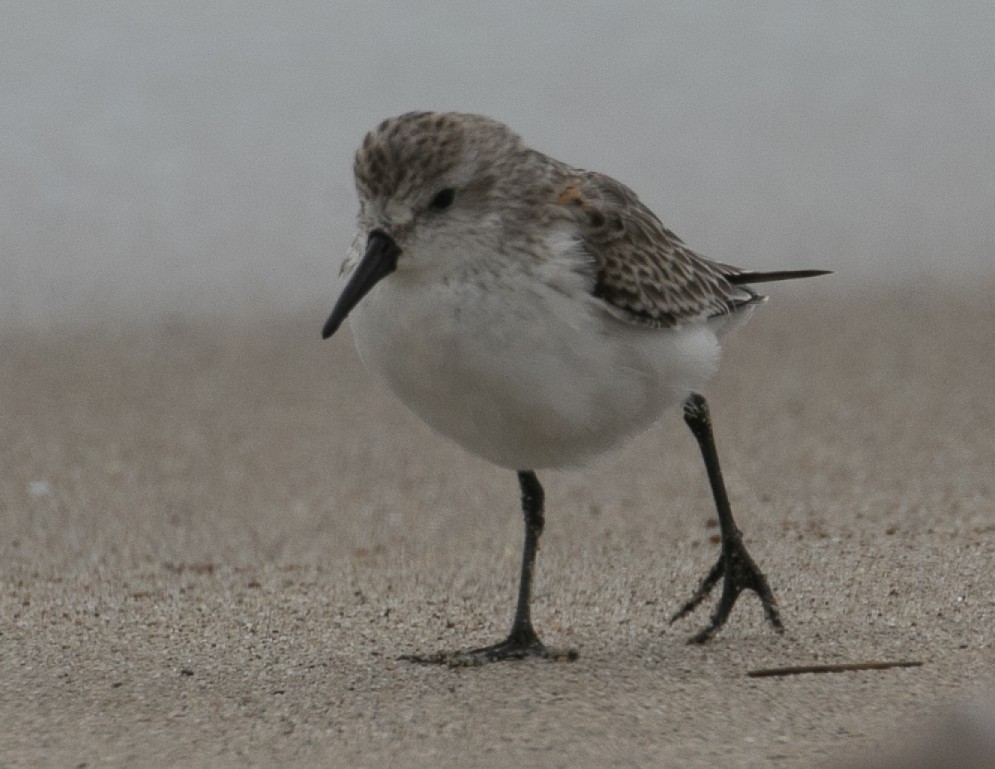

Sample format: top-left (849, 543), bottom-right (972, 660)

top-left (747, 660), bottom-right (923, 678)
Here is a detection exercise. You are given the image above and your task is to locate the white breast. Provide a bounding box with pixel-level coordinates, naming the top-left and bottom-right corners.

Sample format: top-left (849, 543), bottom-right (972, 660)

top-left (348, 255), bottom-right (722, 470)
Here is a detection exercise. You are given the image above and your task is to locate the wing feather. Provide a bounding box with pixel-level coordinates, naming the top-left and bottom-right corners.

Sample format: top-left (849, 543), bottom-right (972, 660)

top-left (560, 171), bottom-right (756, 328)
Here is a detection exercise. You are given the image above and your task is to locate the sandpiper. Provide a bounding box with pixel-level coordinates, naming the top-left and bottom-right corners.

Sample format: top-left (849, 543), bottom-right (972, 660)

top-left (322, 111), bottom-right (828, 662)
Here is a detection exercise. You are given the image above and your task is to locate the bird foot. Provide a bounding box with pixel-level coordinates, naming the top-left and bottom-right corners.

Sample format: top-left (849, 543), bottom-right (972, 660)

top-left (670, 528), bottom-right (783, 644)
top-left (400, 625), bottom-right (578, 666)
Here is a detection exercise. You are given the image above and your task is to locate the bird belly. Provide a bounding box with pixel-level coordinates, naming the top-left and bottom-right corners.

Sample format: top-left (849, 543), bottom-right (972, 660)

top-left (349, 273), bottom-right (722, 470)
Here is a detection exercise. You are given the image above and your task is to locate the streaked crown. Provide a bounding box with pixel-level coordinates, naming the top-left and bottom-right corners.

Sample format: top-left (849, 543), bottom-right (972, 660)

top-left (353, 112), bottom-right (528, 204)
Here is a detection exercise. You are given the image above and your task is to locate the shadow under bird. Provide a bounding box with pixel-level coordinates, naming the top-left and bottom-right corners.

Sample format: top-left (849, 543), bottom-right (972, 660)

top-left (322, 111), bottom-right (829, 663)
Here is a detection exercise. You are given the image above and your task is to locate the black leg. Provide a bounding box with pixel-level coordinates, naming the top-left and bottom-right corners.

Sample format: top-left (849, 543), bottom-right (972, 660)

top-left (670, 393), bottom-right (784, 643)
top-left (402, 471), bottom-right (577, 665)
top-left (462, 470), bottom-right (549, 659)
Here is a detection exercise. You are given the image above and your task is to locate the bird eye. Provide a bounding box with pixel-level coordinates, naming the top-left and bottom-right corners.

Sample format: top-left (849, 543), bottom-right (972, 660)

top-left (428, 188), bottom-right (456, 211)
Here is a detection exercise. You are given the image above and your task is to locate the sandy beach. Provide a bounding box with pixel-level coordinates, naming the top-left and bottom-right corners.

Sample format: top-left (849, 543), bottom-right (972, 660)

top-left (2, 283), bottom-right (993, 767)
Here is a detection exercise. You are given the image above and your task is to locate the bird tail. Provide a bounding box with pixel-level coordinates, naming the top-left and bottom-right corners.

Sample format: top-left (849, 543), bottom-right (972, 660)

top-left (725, 269), bottom-right (832, 285)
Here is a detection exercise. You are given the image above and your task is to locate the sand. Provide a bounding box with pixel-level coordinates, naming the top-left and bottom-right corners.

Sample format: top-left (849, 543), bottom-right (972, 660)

top-left (2, 283), bottom-right (993, 767)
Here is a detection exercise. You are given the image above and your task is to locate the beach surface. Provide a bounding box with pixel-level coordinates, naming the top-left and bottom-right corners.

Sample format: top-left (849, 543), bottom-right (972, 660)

top-left (2, 284), bottom-right (993, 767)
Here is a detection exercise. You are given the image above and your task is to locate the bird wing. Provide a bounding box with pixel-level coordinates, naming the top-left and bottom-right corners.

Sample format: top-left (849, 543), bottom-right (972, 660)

top-left (556, 170), bottom-right (759, 329)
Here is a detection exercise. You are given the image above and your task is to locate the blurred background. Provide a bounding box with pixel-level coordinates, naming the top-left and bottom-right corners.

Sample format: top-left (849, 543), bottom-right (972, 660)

top-left (3, 7), bottom-right (994, 764)
top-left (3, 1), bottom-right (993, 330)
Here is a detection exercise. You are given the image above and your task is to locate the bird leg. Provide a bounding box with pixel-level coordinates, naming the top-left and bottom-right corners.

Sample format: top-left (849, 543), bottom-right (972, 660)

top-left (403, 470), bottom-right (576, 664)
top-left (457, 471), bottom-right (551, 660)
top-left (670, 393), bottom-right (784, 643)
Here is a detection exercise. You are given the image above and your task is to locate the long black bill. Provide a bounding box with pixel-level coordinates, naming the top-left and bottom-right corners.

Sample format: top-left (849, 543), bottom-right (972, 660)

top-left (321, 230), bottom-right (401, 339)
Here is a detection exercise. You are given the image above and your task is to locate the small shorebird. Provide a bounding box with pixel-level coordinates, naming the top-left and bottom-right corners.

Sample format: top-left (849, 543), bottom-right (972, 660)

top-left (322, 112), bottom-right (828, 662)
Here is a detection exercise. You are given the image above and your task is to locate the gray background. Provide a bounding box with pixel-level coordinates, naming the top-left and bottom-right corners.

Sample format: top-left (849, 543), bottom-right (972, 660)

top-left (4, 1), bottom-right (994, 329)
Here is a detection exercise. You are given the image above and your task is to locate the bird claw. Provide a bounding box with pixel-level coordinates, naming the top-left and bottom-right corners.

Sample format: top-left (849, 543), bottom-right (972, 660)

top-left (671, 529), bottom-right (783, 644)
top-left (399, 625), bottom-right (578, 665)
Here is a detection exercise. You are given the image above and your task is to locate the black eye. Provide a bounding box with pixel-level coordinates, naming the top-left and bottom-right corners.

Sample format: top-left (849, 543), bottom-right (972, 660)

top-left (428, 188), bottom-right (456, 211)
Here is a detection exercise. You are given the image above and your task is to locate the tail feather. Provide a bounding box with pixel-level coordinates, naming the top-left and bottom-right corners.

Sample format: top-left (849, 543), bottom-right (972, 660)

top-left (725, 269), bottom-right (832, 285)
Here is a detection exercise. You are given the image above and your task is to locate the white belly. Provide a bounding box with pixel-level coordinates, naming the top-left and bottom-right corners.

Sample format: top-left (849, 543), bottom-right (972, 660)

top-left (348, 267), bottom-right (722, 470)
